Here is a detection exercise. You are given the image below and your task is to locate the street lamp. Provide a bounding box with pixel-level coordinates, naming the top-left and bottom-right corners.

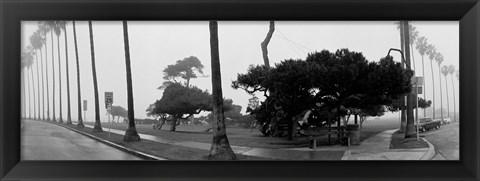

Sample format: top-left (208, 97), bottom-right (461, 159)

top-left (387, 48), bottom-right (420, 141)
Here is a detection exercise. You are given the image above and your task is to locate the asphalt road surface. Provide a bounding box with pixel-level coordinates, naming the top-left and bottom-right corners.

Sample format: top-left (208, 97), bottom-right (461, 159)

top-left (21, 120), bottom-right (142, 160)
top-left (422, 122), bottom-right (459, 160)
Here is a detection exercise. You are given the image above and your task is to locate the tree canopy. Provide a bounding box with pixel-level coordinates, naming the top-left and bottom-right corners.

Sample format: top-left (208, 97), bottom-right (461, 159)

top-left (233, 49), bottom-right (414, 131)
top-left (109, 105), bottom-right (128, 122)
top-left (162, 56), bottom-right (205, 87)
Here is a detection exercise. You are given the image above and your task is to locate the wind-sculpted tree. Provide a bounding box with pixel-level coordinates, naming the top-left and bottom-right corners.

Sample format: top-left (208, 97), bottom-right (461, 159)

top-left (163, 56), bottom-right (205, 88)
top-left (233, 49), bottom-right (413, 139)
top-left (148, 83), bottom-right (212, 131)
top-left (109, 105), bottom-right (128, 123)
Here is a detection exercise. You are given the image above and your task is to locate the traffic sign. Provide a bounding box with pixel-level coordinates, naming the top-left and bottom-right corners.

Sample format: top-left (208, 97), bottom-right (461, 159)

top-left (411, 76), bottom-right (424, 85)
top-left (412, 86), bottom-right (422, 94)
top-left (83, 100), bottom-right (87, 111)
top-left (105, 92), bottom-right (113, 109)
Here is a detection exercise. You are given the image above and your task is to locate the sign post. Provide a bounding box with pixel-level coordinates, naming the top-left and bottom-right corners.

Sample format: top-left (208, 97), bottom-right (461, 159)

top-left (412, 77), bottom-right (423, 141)
top-left (105, 92), bottom-right (113, 137)
top-left (83, 100), bottom-right (87, 122)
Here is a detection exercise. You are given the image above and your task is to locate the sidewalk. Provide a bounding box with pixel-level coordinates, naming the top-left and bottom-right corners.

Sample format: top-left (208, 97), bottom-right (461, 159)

top-left (70, 122), bottom-right (435, 160)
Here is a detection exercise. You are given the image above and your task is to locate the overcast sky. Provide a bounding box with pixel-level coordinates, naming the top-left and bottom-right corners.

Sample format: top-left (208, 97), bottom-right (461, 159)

top-left (21, 21), bottom-right (459, 122)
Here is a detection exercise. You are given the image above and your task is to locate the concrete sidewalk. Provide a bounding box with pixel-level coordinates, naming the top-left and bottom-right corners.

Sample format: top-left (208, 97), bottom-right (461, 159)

top-left (72, 122), bottom-right (435, 160)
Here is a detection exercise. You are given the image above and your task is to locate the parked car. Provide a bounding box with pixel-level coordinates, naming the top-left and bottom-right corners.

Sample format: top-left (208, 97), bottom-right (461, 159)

top-left (441, 117), bottom-right (452, 125)
top-left (416, 117), bottom-right (441, 133)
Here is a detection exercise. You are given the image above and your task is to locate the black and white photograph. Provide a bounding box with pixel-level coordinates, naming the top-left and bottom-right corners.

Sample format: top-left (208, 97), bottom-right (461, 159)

top-left (20, 21), bottom-right (459, 161)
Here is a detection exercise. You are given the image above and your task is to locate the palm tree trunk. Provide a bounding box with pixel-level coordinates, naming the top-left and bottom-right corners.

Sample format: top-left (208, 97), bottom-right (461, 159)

top-left (451, 75), bottom-right (456, 122)
top-left (421, 56), bottom-right (426, 117)
top-left (40, 48), bottom-right (45, 120)
top-left (64, 26), bottom-right (72, 124)
top-left (403, 21), bottom-right (416, 138)
top-left (57, 35), bottom-right (63, 123)
top-left (438, 64), bottom-right (443, 120)
top-left (208, 21), bottom-right (236, 160)
top-left (398, 21), bottom-right (406, 133)
top-left (430, 60), bottom-right (435, 119)
top-left (444, 76), bottom-right (449, 118)
top-left (35, 50), bottom-right (41, 120)
top-left (44, 41), bottom-right (50, 121)
top-left (30, 66), bottom-right (36, 119)
top-left (73, 21), bottom-right (84, 128)
top-left (89, 21), bottom-right (103, 132)
top-left (22, 68), bottom-right (27, 119)
top-left (122, 21), bottom-right (140, 142)
top-left (51, 31), bottom-right (56, 122)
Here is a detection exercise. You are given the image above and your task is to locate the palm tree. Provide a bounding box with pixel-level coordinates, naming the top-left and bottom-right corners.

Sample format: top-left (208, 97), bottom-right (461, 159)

top-left (441, 65), bottom-right (450, 119)
top-left (53, 21), bottom-right (64, 123)
top-left (38, 22), bottom-right (51, 121)
top-left (121, 21), bottom-right (141, 142)
top-left (208, 21), bottom-right (236, 160)
top-left (435, 53), bottom-right (444, 120)
top-left (395, 21), bottom-right (406, 132)
top-left (26, 45), bottom-right (37, 120)
top-left (60, 21), bottom-right (73, 125)
top-left (88, 21), bottom-right (103, 132)
top-left (30, 31), bottom-right (44, 120)
top-left (408, 25), bottom-right (419, 72)
top-left (402, 21), bottom-right (416, 138)
top-left (44, 21), bottom-right (57, 122)
top-left (21, 52), bottom-right (27, 119)
top-left (73, 21), bottom-right (85, 128)
top-left (449, 65), bottom-right (456, 122)
top-left (22, 47), bottom-right (34, 119)
top-left (415, 36), bottom-right (428, 117)
top-left (426, 44), bottom-right (437, 119)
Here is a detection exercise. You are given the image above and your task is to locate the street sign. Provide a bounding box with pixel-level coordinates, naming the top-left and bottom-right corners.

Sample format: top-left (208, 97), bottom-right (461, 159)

top-left (105, 92), bottom-right (113, 109)
top-left (411, 76), bottom-right (424, 85)
top-left (83, 100), bottom-right (87, 111)
top-left (413, 86), bottom-right (423, 94)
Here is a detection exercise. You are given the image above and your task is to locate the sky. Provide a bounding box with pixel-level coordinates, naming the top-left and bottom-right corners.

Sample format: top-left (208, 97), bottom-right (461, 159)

top-left (21, 21), bottom-right (459, 122)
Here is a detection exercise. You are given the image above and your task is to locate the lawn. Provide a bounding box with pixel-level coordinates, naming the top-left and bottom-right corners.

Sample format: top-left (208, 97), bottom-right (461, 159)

top-left (83, 116), bottom-right (400, 149)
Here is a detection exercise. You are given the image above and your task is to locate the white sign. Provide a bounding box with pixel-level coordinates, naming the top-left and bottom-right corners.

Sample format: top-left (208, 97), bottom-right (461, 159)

top-left (411, 76), bottom-right (424, 85)
top-left (105, 92), bottom-right (113, 108)
top-left (83, 100), bottom-right (87, 111)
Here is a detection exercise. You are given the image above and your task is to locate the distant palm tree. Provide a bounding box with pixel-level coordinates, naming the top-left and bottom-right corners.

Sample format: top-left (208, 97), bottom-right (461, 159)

top-left (22, 47), bottom-right (34, 119)
top-left (38, 22), bottom-right (51, 121)
top-left (435, 52), bottom-right (444, 120)
top-left (425, 44), bottom-right (437, 119)
top-left (415, 36), bottom-right (428, 117)
top-left (30, 32), bottom-right (43, 120)
top-left (44, 21), bottom-right (57, 122)
top-left (72, 21), bottom-right (85, 128)
top-left (27, 45), bottom-right (37, 120)
top-left (122, 21), bottom-right (141, 142)
top-left (21, 52), bottom-right (27, 119)
top-left (60, 21), bottom-right (73, 125)
top-left (53, 21), bottom-right (65, 123)
top-left (441, 65), bottom-right (450, 118)
top-left (456, 70), bottom-right (459, 80)
top-left (448, 65), bottom-right (456, 122)
top-left (208, 21), bottom-right (236, 160)
top-left (88, 21), bottom-right (103, 132)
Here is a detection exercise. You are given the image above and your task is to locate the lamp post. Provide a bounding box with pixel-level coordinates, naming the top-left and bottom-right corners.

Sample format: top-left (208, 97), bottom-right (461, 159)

top-left (387, 48), bottom-right (419, 141)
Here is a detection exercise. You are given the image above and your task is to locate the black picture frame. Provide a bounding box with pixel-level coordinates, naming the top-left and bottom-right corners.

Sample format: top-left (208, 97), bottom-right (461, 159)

top-left (1, 0), bottom-right (479, 180)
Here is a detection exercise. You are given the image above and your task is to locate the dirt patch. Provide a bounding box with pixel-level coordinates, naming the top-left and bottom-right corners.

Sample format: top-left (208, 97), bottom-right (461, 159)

top-left (389, 130), bottom-right (428, 149)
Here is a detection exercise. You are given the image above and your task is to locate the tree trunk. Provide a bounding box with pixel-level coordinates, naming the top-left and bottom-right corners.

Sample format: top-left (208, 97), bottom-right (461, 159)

top-left (399, 21), bottom-right (406, 133)
top-left (261, 21), bottom-right (275, 67)
top-left (51, 31), bottom-right (56, 122)
top-left (64, 26), bottom-right (72, 124)
top-left (451, 75), bottom-right (456, 122)
top-left (30, 65), bottom-right (36, 119)
top-left (170, 117), bottom-right (177, 131)
top-left (438, 64), bottom-right (444, 121)
top-left (35, 50), bottom-right (41, 120)
top-left (122, 21), bottom-right (141, 142)
top-left (403, 21), bottom-right (416, 138)
top-left (421, 55), bottom-right (426, 117)
top-left (89, 21), bottom-right (103, 132)
top-left (40, 48), bottom-right (45, 120)
top-left (22, 68), bottom-right (26, 119)
top-left (57, 35), bottom-right (63, 123)
top-left (430, 60), bottom-right (435, 119)
top-left (27, 67), bottom-right (31, 119)
top-left (444, 76), bottom-right (449, 118)
top-left (44, 40), bottom-right (50, 121)
top-left (73, 21), bottom-right (84, 128)
top-left (208, 21), bottom-right (236, 160)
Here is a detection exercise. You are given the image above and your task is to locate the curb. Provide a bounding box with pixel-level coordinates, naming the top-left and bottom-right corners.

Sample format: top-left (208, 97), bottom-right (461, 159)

top-left (46, 121), bottom-right (166, 160)
top-left (419, 137), bottom-right (436, 160)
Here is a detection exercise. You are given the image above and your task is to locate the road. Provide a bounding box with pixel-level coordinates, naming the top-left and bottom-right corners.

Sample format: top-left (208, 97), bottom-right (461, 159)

top-left (421, 122), bottom-right (459, 160)
top-left (21, 119), bottom-right (142, 160)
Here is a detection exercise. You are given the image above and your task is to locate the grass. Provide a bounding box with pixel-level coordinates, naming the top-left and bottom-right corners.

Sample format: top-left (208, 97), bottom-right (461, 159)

top-left (389, 130), bottom-right (428, 149)
top-left (62, 123), bottom-right (270, 160)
